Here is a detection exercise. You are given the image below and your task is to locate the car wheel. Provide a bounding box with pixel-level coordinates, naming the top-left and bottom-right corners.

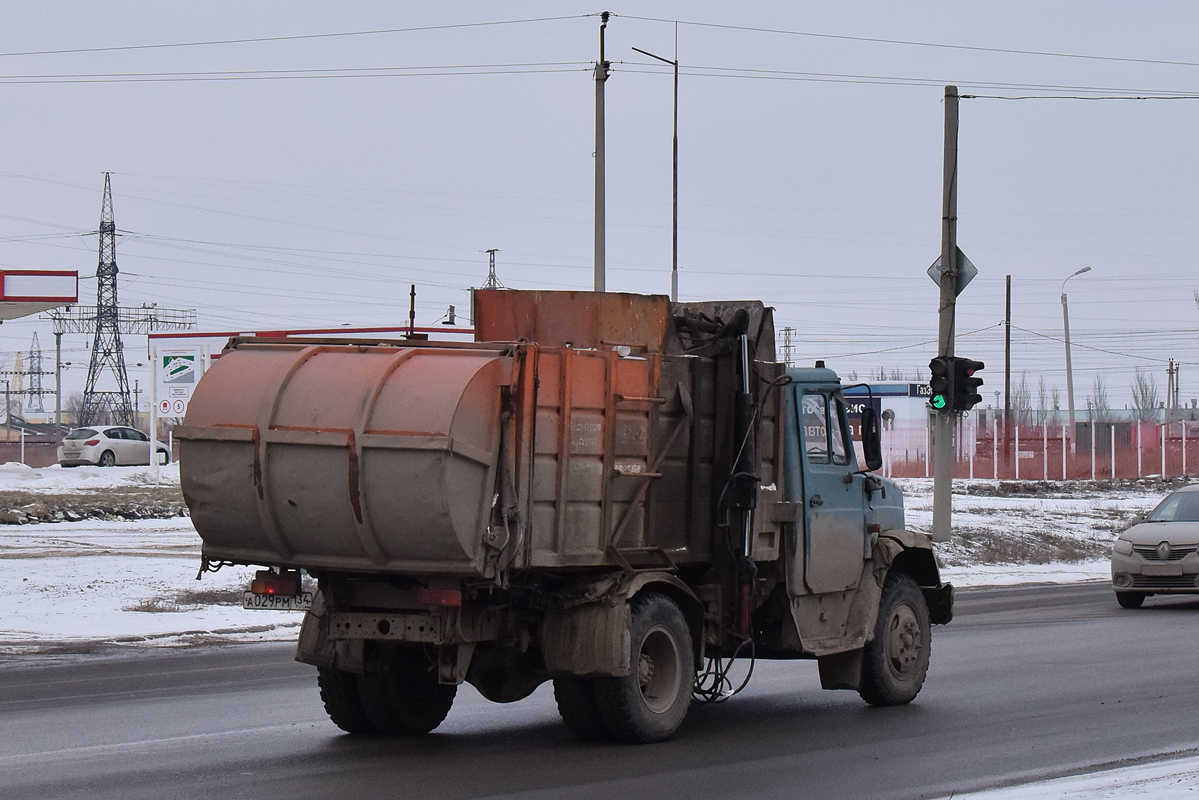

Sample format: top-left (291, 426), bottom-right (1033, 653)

top-left (98, 450), bottom-right (116, 467)
top-left (1116, 592), bottom-right (1146, 609)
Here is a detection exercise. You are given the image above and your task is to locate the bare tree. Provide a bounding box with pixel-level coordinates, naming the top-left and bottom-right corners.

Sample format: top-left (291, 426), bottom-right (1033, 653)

top-left (1130, 367), bottom-right (1160, 421)
top-left (1011, 372), bottom-right (1034, 427)
top-left (1088, 375), bottom-right (1112, 423)
top-left (1050, 386), bottom-right (1061, 425)
top-left (1037, 376), bottom-right (1049, 426)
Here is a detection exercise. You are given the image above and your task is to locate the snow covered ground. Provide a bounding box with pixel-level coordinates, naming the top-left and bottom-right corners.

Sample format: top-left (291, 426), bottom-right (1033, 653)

top-left (0, 467), bottom-right (1172, 656)
top-left (940, 753), bottom-right (1199, 799)
top-left (1, 465), bottom-right (1192, 798)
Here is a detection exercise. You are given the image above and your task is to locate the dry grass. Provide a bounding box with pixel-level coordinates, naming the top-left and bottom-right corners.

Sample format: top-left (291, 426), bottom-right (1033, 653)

top-left (939, 526), bottom-right (1109, 567)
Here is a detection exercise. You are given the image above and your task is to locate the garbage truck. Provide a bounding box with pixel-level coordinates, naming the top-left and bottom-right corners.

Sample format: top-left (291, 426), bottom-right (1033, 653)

top-left (177, 290), bottom-right (952, 744)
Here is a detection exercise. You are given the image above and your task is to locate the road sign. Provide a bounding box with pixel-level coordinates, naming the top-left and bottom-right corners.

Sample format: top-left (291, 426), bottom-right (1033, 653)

top-left (927, 247), bottom-right (978, 296)
top-left (155, 346), bottom-right (204, 419)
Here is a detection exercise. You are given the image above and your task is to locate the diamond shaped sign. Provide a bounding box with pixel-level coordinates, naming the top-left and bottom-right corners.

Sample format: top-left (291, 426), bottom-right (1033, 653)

top-left (927, 247), bottom-right (978, 296)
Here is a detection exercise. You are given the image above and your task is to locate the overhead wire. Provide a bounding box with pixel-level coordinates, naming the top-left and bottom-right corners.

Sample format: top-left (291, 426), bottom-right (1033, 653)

top-left (0, 15), bottom-right (593, 58)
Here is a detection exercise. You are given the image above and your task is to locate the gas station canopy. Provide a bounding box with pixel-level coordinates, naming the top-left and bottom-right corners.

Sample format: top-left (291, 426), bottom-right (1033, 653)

top-left (0, 270), bottom-right (78, 321)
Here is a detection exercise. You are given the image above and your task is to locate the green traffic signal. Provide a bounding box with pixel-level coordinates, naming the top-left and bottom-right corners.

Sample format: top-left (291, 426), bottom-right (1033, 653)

top-left (928, 356), bottom-right (952, 411)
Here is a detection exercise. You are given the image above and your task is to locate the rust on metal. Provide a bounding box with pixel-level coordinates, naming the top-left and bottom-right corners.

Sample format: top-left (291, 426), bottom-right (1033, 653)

top-left (474, 289), bottom-right (672, 353)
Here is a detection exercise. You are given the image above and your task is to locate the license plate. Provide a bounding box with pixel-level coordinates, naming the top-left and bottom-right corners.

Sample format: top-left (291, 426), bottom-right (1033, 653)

top-left (1142, 563), bottom-right (1185, 577)
top-left (242, 591), bottom-right (314, 611)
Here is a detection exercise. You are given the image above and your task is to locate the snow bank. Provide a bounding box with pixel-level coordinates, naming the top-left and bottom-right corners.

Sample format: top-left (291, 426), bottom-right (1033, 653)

top-left (0, 462), bottom-right (180, 492)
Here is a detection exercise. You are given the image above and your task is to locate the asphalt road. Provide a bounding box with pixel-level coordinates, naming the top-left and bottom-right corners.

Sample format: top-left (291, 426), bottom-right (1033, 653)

top-left (2, 582), bottom-right (1199, 800)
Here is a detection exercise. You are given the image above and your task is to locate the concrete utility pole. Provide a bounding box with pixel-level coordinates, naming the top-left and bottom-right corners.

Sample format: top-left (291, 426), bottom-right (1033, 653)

top-left (1061, 266), bottom-right (1091, 454)
top-left (593, 11), bottom-right (611, 293)
top-left (932, 85), bottom-right (959, 544)
top-left (1004, 275), bottom-right (1011, 464)
top-left (54, 332), bottom-right (62, 430)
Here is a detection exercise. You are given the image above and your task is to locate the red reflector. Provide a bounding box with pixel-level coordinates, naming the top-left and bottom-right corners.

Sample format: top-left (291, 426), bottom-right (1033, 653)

top-left (249, 569), bottom-right (300, 596)
top-left (416, 588), bottom-right (462, 607)
top-left (85, 439), bottom-right (100, 446)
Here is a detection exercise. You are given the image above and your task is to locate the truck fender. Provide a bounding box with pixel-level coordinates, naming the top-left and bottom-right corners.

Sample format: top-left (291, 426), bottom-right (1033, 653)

top-left (295, 589), bottom-right (365, 674)
top-left (877, 530), bottom-right (952, 625)
top-left (623, 573), bottom-right (706, 672)
top-left (539, 572), bottom-right (705, 676)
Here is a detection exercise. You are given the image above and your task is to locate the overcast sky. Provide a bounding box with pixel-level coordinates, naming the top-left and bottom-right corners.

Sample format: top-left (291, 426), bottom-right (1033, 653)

top-left (2, 2), bottom-right (1198, 414)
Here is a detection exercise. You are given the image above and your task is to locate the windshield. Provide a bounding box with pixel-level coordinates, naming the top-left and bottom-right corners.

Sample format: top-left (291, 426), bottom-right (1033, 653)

top-left (65, 429), bottom-right (99, 440)
top-left (1147, 491), bottom-right (1199, 522)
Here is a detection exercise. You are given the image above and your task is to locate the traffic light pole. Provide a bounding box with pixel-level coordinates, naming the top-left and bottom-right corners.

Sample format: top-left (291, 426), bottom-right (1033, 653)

top-left (932, 85), bottom-right (959, 544)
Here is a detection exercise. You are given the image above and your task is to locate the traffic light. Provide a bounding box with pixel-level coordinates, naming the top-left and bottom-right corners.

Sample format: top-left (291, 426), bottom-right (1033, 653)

top-left (928, 356), bottom-right (951, 410)
top-left (954, 357), bottom-right (985, 411)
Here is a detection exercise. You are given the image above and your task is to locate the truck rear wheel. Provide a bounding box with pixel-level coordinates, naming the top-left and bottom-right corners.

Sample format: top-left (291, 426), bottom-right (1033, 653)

top-left (317, 667), bottom-right (378, 734)
top-left (594, 593), bottom-right (695, 743)
top-left (553, 676), bottom-right (611, 742)
top-left (859, 573), bottom-right (931, 706)
top-left (357, 653), bottom-right (457, 735)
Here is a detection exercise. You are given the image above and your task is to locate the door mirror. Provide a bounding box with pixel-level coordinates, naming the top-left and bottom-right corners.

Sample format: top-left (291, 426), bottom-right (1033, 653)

top-left (860, 406), bottom-right (883, 471)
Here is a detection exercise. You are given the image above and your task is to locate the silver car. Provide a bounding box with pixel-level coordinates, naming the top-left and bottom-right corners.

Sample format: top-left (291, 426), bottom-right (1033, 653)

top-left (1111, 485), bottom-right (1199, 608)
top-left (58, 426), bottom-right (170, 467)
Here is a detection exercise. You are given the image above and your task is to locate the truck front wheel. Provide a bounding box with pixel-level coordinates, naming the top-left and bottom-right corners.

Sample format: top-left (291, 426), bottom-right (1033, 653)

top-left (859, 573), bottom-right (931, 707)
top-left (594, 593), bottom-right (695, 743)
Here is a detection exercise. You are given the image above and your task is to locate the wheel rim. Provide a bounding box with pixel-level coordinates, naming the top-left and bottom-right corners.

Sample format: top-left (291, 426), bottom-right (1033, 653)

top-left (637, 624), bottom-right (682, 714)
top-left (884, 601), bottom-right (923, 681)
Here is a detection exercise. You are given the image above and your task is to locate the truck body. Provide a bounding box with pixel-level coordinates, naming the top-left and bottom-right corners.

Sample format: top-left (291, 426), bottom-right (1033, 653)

top-left (179, 290), bottom-right (952, 742)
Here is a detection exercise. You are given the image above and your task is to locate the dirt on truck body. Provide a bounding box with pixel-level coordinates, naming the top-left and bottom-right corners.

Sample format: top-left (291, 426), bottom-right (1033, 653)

top-left (178, 290), bottom-right (952, 743)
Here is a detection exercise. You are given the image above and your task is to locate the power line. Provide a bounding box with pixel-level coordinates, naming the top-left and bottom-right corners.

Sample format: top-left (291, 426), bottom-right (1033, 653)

top-left (0, 64), bottom-right (590, 85)
top-left (0, 16), bottom-right (592, 58)
top-left (617, 14), bottom-right (1199, 70)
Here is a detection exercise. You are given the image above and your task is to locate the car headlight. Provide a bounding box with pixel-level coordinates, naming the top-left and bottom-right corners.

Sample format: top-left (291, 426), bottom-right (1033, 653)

top-left (1113, 539), bottom-right (1134, 556)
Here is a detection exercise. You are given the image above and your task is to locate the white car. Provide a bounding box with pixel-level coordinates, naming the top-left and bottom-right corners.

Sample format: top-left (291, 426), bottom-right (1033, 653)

top-left (58, 426), bottom-right (170, 467)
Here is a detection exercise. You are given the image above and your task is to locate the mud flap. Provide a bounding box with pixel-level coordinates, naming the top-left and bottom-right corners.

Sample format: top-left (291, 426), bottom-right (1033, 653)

top-left (817, 648), bottom-right (863, 690)
top-left (540, 601), bottom-right (632, 676)
top-left (295, 590), bottom-right (365, 673)
top-left (923, 582), bottom-right (954, 625)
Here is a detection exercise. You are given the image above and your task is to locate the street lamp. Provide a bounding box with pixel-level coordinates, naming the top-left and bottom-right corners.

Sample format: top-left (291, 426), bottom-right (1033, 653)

top-left (1061, 266), bottom-right (1092, 455)
top-left (632, 39), bottom-right (679, 302)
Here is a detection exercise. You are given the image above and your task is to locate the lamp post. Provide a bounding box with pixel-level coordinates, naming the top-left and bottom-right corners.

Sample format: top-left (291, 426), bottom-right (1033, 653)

top-left (632, 37), bottom-right (679, 302)
top-left (1061, 266), bottom-right (1092, 456)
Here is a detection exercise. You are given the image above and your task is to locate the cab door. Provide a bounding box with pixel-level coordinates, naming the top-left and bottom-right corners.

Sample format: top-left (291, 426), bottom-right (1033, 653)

top-left (797, 391), bottom-right (867, 594)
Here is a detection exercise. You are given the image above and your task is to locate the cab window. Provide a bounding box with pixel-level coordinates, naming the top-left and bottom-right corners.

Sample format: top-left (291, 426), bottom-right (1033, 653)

top-left (830, 398), bottom-right (850, 466)
top-left (800, 393), bottom-right (830, 463)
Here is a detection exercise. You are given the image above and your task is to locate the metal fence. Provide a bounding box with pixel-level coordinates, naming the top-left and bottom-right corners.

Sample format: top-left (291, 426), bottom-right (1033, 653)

top-left (880, 417), bottom-right (1199, 481)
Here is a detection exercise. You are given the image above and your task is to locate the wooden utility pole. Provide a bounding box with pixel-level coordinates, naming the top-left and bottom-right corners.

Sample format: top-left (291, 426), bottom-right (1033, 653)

top-left (932, 85), bottom-right (959, 544)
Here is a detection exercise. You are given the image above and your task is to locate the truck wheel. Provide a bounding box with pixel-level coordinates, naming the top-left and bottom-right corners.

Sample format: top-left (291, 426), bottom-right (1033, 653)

top-left (554, 676), bottom-right (612, 742)
top-left (594, 593), bottom-right (695, 744)
top-left (859, 573), bottom-right (931, 707)
top-left (317, 667), bottom-right (378, 734)
top-left (1116, 592), bottom-right (1146, 609)
top-left (357, 656), bottom-right (457, 735)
